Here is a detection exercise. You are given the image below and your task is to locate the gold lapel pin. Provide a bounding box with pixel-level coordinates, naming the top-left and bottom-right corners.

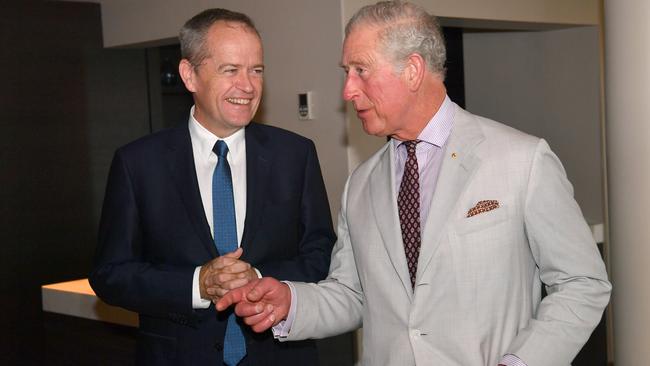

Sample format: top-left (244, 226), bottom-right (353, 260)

top-left (451, 152), bottom-right (457, 159)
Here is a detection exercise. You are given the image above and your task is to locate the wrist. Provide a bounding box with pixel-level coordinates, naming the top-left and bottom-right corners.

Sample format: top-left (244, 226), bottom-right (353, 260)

top-left (198, 264), bottom-right (209, 299)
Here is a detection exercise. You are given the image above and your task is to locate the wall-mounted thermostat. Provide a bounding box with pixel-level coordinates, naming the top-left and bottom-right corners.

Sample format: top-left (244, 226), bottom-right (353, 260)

top-left (298, 91), bottom-right (314, 120)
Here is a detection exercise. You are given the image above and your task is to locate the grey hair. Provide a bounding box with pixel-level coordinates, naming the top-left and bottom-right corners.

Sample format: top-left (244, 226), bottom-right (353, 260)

top-left (179, 8), bottom-right (260, 67)
top-left (345, 1), bottom-right (446, 77)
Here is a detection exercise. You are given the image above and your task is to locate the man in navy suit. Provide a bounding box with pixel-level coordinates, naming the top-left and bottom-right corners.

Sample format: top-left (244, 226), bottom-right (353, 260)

top-left (89, 8), bottom-right (336, 366)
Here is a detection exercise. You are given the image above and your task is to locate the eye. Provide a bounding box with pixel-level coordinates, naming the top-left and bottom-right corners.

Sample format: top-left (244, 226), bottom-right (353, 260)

top-left (252, 67), bottom-right (264, 75)
top-left (356, 67), bottom-right (366, 75)
top-left (223, 67), bottom-right (237, 74)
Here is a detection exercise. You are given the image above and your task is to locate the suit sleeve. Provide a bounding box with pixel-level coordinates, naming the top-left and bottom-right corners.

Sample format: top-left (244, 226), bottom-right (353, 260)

top-left (89, 151), bottom-right (196, 318)
top-left (255, 141), bottom-right (336, 283)
top-left (286, 178), bottom-right (364, 340)
top-left (507, 139), bottom-right (611, 365)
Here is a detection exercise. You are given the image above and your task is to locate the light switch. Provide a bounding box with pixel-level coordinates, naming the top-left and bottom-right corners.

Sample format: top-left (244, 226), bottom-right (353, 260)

top-left (298, 91), bottom-right (314, 120)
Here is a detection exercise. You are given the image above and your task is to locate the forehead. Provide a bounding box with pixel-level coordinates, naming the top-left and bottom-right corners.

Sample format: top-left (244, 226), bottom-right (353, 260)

top-left (204, 21), bottom-right (262, 54)
top-left (341, 25), bottom-right (382, 65)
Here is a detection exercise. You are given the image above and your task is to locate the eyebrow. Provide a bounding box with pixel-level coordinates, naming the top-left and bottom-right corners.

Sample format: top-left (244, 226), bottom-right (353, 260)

top-left (217, 63), bottom-right (265, 70)
top-left (340, 60), bottom-right (368, 69)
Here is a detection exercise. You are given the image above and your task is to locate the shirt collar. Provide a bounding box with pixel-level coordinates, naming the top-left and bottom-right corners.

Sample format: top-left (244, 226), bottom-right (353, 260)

top-left (392, 95), bottom-right (456, 150)
top-left (188, 105), bottom-right (245, 159)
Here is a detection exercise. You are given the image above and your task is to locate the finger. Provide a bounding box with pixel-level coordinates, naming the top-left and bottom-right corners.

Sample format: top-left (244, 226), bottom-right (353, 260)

top-left (242, 304), bottom-right (274, 326)
top-left (211, 256), bottom-right (241, 270)
top-left (209, 248), bottom-right (244, 270)
top-left (216, 278), bottom-right (260, 311)
top-left (223, 247), bottom-right (243, 259)
top-left (220, 261), bottom-right (251, 274)
top-left (205, 271), bottom-right (237, 287)
top-left (215, 287), bottom-right (230, 298)
top-left (251, 314), bottom-right (278, 333)
top-left (206, 285), bottom-right (224, 296)
top-left (216, 287), bottom-right (243, 311)
top-left (215, 272), bottom-right (238, 284)
top-left (206, 282), bottom-right (235, 297)
top-left (246, 277), bottom-right (279, 302)
top-left (204, 274), bottom-right (217, 287)
top-left (233, 300), bottom-right (266, 317)
top-left (215, 272), bottom-right (253, 287)
top-left (220, 278), bottom-right (250, 291)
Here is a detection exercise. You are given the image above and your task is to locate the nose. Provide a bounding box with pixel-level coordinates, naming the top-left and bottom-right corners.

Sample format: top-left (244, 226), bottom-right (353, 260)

top-left (342, 73), bottom-right (358, 102)
top-left (237, 71), bottom-right (254, 93)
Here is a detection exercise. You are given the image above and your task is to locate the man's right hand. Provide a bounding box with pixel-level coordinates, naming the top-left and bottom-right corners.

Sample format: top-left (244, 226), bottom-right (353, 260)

top-left (216, 277), bottom-right (291, 333)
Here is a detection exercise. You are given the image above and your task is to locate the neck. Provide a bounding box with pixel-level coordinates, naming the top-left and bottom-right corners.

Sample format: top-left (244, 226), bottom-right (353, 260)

top-left (392, 76), bottom-right (446, 141)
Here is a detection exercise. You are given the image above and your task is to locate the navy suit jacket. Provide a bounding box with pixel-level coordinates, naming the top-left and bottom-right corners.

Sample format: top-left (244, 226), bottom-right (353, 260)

top-left (90, 122), bottom-right (336, 365)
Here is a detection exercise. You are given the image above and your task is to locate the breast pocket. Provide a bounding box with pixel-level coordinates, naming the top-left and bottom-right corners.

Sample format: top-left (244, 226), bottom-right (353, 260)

top-left (454, 204), bottom-right (508, 235)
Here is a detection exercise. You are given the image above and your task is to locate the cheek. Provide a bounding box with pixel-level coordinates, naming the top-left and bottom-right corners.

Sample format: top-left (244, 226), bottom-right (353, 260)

top-left (253, 80), bottom-right (264, 95)
top-left (370, 86), bottom-right (401, 116)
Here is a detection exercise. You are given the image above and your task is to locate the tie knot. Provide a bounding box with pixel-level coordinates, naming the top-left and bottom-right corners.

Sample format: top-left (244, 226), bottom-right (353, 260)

top-left (403, 140), bottom-right (420, 156)
top-left (213, 140), bottom-right (229, 158)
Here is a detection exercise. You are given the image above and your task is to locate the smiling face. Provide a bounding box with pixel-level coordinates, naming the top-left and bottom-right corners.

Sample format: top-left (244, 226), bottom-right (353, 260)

top-left (180, 21), bottom-right (264, 137)
top-left (341, 25), bottom-right (413, 139)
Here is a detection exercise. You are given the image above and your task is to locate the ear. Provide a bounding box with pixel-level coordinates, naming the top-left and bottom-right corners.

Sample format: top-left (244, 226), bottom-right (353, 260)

top-left (179, 59), bottom-right (197, 93)
top-left (403, 53), bottom-right (426, 92)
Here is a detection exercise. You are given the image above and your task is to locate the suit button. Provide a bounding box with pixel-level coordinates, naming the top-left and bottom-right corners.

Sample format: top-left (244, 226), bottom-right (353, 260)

top-left (214, 342), bottom-right (223, 351)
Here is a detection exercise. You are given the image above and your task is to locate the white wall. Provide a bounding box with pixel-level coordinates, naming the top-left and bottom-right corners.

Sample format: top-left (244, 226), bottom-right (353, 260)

top-left (605, 1), bottom-right (650, 364)
top-left (342, 0), bottom-right (599, 28)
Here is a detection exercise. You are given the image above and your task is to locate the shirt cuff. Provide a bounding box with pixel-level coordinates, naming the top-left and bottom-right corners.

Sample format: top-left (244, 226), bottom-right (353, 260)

top-left (499, 354), bottom-right (527, 366)
top-left (192, 266), bottom-right (211, 309)
top-left (272, 281), bottom-right (296, 339)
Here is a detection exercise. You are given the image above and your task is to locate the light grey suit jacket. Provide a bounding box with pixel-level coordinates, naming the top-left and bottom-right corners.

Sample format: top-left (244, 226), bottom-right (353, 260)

top-left (286, 107), bottom-right (611, 366)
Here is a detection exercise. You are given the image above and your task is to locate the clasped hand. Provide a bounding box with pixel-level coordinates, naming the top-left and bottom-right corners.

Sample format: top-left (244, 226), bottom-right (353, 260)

top-left (199, 248), bottom-right (257, 301)
top-left (216, 277), bottom-right (292, 333)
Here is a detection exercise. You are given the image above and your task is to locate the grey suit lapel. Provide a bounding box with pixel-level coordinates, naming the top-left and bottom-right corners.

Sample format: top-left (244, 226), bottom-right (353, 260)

top-left (369, 143), bottom-right (414, 300)
top-left (416, 109), bottom-right (484, 283)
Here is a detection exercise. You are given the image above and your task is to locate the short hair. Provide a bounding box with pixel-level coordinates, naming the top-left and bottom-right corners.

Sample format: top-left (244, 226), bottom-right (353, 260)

top-left (345, 1), bottom-right (446, 77)
top-left (179, 8), bottom-right (260, 66)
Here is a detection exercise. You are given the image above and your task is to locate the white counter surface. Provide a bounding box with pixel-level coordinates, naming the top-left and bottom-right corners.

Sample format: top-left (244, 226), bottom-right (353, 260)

top-left (41, 278), bottom-right (137, 327)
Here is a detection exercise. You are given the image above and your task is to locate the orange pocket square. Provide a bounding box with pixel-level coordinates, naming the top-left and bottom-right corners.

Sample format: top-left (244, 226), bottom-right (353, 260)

top-left (466, 200), bottom-right (499, 217)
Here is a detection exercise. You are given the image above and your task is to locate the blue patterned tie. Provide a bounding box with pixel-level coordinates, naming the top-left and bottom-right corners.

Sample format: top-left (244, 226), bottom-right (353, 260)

top-left (212, 140), bottom-right (246, 366)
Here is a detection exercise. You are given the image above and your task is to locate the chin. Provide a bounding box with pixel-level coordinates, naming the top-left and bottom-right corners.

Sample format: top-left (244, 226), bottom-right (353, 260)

top-left (227, 115), bottom-right (254, 126)
top-left (235, 120), bottom-right (253, 128)
top-left (361, 122), bottom-right (386, 137)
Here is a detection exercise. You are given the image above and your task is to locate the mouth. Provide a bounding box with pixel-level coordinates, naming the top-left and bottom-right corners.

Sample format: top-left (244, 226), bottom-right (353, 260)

top-left (226, 98), bottom-right (252, 105)
top-left (356, 108), bottom-right (370, 118)
top-left (353, 103), bottom-right (370, 114)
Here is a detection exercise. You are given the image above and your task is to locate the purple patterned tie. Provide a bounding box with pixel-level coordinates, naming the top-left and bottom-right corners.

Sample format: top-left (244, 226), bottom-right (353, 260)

top-left (398, 140), bottom-right (421, 288)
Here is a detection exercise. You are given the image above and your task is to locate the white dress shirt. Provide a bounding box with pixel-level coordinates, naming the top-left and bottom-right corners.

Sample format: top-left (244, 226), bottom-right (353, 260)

top-left (188, 106), bottom-right (248, 308)
top-left (393, 95), bottom-right (455, 226)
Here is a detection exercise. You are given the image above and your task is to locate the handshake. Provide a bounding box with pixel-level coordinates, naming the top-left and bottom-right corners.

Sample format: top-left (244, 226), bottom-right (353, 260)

top-left (216, 277), bottom-right (292, 333)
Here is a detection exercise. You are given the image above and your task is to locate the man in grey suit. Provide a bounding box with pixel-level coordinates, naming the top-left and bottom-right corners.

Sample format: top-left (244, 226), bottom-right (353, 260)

top-left (216, 1), bottom-right (611, 365)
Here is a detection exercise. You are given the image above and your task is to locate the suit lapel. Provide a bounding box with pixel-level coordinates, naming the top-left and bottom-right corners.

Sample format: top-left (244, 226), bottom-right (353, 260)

top-left (370, 143), bottom-right (414, 301)
top-left (241, 123), bottom-right (270, 251)
top-left (416, 109), bottom-right (484, 283)
top-left (166, 126), bottom-right (217, 258)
